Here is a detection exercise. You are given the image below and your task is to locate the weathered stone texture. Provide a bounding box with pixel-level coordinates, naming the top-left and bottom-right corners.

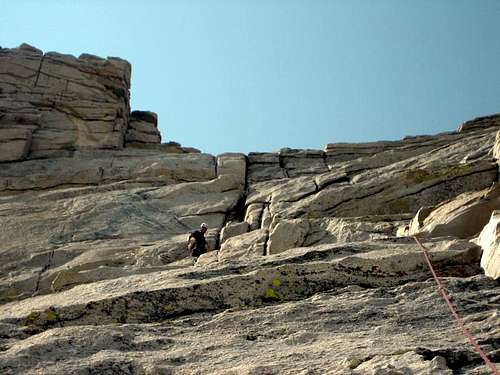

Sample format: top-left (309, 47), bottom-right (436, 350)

top-left (0, 127), bottom-right (32, 161)
top-left (406, 185), bottom-right (500, 239)
top-left (0, 44), bottom-right (132, 159)
top-left (1, 44), bottom-right (499, 375)
top-left (125, 110), bottom-right (161, 144)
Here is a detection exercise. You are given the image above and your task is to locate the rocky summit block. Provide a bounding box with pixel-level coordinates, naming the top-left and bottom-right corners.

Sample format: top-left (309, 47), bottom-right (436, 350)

top-left (0, 44), bottom-right (133, 160)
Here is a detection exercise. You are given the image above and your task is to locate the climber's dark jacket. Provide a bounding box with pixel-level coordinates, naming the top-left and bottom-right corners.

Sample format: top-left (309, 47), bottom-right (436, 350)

top-left (188, 229), bottom-right (206, 257)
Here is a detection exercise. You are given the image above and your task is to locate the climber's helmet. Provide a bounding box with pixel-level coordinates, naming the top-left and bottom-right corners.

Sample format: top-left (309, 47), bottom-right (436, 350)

top-left (200, 223), bottom-right (208, 233)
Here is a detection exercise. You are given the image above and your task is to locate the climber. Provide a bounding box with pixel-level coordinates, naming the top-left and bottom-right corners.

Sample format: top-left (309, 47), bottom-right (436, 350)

top-left (188, 223), bottom-right (208, 258)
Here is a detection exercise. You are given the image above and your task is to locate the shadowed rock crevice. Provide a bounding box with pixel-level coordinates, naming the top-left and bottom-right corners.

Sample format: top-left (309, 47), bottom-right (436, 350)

top-left (32, 53), bottom-right (45, 88)
top-left (415, 347), bottom-right (488, 373)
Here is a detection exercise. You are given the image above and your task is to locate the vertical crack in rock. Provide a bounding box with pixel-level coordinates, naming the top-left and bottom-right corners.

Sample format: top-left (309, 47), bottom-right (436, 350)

top-left (313, 179), bottom-right (319, 193)
top-left (216, 154), bottom-right (249, 248)
top-left (235, 155), bottom-right (251, 226)
top-left (260, 202), bottom-right (271, 230)
top-left (32, 249), bottom-right (55, 295)
top-left (262, 229), bottom-right (270, 255)
top-left (217, 208), bottom-right (231, 251)
top-left (213, 155), bottom-right (218, 177)
top-left (33, 53), bottom-right (45, 87)
top-left (234, 193), bottom-right (248, 223)
top-left (243, 154), bottom-right (249, 195)
top-left (257, 205), bottom-right (264, 230)
top-left (218, 193), bottom-right (248, 249)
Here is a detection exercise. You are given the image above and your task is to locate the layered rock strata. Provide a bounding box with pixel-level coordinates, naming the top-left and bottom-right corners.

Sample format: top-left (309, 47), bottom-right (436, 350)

top-left (0, 44), bottom-right (131, 159)
top-left (125, 111), bottom-right (161, 145)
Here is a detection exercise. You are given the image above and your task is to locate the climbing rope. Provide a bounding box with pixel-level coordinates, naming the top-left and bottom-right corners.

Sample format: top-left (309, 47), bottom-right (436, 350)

top-left (413, 236), bottom-right (499, 375)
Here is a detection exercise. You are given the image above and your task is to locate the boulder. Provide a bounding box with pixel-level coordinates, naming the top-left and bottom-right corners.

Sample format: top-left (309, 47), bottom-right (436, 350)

top-left (247, 163), bottom-right (287, 183)
top-left (129, 110), bottom-right (157, 125)
top-left (244, 203), bottom-right (265, 231)
top-left (125, 129), bottom-right (160, 144)
top-left (247, 152), bottom-right (279, 164)
top-left (195, 250), bottom-right (219, 267)
top-left (267, 219), bottom-right (310, 255)
top-left (494, 130), bottom-right (500, 161)
top-left (218, 229), bottom-right (268, 261)
top-left (478, 210), bottom-right (500, 279)
top-left (247, 149), bottom-right (332, 181)
top-left (246, 176), bottom-right (317, 208)
top-left (220, 221), bottom-right (249, 244)
top-left (247, 152), bottom-right (287, 182)
top-left (407, 206), bottom-right (435, 234)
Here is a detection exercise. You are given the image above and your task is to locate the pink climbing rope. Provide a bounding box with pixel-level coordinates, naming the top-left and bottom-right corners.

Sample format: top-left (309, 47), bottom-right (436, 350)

top-left (412, 236), bottom-right (499, 375)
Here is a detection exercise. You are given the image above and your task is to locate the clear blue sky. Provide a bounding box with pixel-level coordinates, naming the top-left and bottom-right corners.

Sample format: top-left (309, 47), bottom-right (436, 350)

top-left (1, 1), bottom-right (499, 155)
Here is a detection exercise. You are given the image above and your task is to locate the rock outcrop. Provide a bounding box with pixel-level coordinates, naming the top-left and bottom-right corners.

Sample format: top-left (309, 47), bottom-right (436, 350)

top-left (0, 44), bottom-right (131, 159)
top-left (0, 45), bottom-right (499, 374)
top-left (0, 44), bottom-right (196, 161)
top-left (478, 211), bottom-right (500, 279)
top-left (403, 184), bottom-right (500, 239)
top-left (125, 111), bottom-right (161, 145)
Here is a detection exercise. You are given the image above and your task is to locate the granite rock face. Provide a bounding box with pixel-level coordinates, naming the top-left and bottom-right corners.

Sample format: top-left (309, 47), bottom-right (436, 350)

top-left (1, 274), bottom-right (497, 375)
top-left (0, 45), bottom-right (499, 374)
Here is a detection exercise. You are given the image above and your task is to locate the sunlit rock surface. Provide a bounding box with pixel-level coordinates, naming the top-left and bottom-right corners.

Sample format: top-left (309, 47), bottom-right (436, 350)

top-left (0, 45), bottom-right (499, 374)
